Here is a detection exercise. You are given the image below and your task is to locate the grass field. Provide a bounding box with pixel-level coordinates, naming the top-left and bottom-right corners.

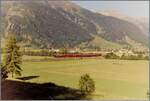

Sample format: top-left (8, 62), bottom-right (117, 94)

top-left (9, 56), bottom-right (149, 100)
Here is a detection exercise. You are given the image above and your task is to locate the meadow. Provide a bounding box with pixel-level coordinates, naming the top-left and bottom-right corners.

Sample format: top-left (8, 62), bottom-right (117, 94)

top-left (9, 56), bottom-right (149, 100)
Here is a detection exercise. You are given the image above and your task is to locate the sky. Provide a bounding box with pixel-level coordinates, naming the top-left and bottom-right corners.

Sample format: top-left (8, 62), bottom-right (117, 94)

top-left (72, 1), bottom-right (149, 18)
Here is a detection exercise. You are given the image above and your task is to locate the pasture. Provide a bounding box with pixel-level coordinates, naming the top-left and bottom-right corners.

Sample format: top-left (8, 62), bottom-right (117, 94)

top-left (9, 56), bottom-right (149, 99)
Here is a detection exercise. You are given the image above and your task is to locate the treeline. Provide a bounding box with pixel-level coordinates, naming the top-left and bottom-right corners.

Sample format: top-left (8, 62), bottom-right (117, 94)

top-left (21, 50), bottom-right (55, 56)
top-left (120, 54), bottom-right (148, 60)
top-left (105, 52), bottom-right (149, 60)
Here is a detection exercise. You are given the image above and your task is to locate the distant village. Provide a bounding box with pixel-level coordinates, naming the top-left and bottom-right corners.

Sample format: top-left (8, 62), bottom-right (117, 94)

top-left (20, 47), bottom-right (149, 60)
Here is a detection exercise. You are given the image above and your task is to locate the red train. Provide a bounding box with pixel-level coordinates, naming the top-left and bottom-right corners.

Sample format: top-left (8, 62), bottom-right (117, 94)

top-left (53, 53), bottom-right (101, 58)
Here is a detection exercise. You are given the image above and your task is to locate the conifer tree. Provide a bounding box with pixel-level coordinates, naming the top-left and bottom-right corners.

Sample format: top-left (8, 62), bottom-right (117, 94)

top-left (2, 35), bottom-right (22, 78)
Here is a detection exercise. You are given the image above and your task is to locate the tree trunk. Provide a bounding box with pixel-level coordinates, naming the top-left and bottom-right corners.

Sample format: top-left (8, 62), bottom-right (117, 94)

top-left (12, 72), bottom-right (14, 78)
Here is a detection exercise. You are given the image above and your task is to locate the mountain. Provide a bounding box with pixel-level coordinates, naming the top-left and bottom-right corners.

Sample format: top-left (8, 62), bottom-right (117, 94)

top-left (99, 10), bottom-right (149, 37)
top-left (1, 1), bottom-right (148, 50)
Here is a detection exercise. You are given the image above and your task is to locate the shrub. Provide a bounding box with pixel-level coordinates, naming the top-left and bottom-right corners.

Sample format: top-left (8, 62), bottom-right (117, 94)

top-left (60, 47), bottom-right (68, 54)
top-left (147, 91), bottom-right (150, 98)
top-left (105, 52), bottom-right (119, 59)
top-left (79, 74), bottom-right (95, 95)
top-left (144, 56), bottom-right (149, 60)
top-left (120, 54), bottom-right (146, 60)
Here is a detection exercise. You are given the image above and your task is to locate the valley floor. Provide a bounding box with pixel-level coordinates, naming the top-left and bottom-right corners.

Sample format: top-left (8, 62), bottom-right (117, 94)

top-left (3, 56), bottom-right (149, 100)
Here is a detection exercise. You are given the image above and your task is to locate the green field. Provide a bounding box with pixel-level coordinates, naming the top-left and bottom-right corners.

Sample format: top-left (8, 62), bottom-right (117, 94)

top-left (10, 56), bottom-right (149, 100)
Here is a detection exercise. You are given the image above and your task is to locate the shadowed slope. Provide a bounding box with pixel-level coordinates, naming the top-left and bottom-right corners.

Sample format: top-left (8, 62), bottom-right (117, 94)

top-left (16, 76), bottom-right (40, 81)
top-left (1, 79), bottom-right (88, 100)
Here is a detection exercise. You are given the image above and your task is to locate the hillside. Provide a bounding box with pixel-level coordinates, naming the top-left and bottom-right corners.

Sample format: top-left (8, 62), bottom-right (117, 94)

top-left (99, 10), bottom-right (149, 37)
top-left (1, 1), bottom-right (148, 49)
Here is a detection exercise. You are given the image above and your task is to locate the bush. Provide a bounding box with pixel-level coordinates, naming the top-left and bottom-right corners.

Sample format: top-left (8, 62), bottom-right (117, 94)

top-left (120, 54), bottom-right (146, 60)
top-left (79, 74), bottom-right (95, 95)
top-left (105, 52), bottom-right (119, 59)
top-left (144, 56), bottom-right (149, 60)
top-left (60, 47), bottom-right (68, 54)
top-left (147, 91), bottom-right (150, 98)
